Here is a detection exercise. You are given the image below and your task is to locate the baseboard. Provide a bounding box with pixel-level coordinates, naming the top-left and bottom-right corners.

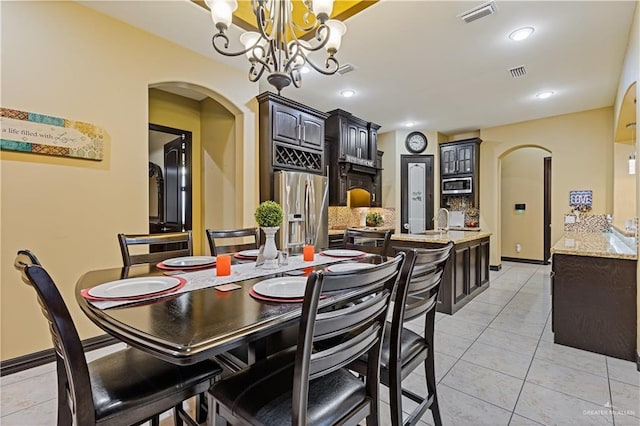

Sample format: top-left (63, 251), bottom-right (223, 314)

top-left (637, 351), bottom-right (640, 372)
top-left (490, 264), bottom-right (502, 271)
top-left (501, 257), bottom-right (546, 265)
top-left (1, 334), bottom-right (118, 377)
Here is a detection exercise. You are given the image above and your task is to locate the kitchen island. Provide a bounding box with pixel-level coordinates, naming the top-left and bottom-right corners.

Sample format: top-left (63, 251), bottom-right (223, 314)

top-left (391, 230), bottom-right (492, 314)
top-left (551, 230), bottom-right (637, 361)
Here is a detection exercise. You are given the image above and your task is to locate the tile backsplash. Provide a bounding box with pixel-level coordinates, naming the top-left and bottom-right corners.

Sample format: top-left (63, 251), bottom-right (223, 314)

top-left (328, 206), bottom-right (396, 229)
top-left (563, 213), bottom-right (610, 232)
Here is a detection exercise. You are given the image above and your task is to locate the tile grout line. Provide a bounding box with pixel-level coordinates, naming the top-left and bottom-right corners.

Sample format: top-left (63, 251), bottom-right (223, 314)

top-left (606, 358), bottom-right (615, 426)
top-left (500, 266), bottom-right (549, 425)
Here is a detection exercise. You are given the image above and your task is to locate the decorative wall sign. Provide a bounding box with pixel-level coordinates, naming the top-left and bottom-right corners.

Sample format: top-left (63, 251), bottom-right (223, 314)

top-left (569, 190), bottom-right (593, 214)
top-left (0, 107), bottom-right (105, 161)
top-left (569, 190), bottom-right (592, 207)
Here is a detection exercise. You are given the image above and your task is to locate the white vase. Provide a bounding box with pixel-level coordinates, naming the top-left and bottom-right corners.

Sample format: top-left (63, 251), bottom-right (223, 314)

top-left (261, 226), bottom-right (279, 269)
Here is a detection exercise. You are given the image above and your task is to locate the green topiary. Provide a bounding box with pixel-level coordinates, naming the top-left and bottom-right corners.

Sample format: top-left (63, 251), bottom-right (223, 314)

top-left (254, 201), bottom-right (284, 228)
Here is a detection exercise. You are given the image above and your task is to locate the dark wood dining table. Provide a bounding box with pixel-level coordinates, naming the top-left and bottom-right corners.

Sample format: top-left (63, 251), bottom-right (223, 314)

top-left (75, 255), bottom-right (381, 366)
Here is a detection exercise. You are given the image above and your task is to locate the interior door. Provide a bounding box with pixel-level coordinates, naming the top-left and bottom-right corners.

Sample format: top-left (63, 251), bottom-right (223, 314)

top-left (148, 123), bottom-right (192, 235)
top-left (401, 155), bottom-right (434, 233)
top-left (164, 136), bottom-right (184, 233)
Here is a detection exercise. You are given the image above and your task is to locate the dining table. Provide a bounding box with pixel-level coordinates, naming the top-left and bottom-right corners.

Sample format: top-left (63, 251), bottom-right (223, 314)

top-left (75, 251), bottom-right (382, 367)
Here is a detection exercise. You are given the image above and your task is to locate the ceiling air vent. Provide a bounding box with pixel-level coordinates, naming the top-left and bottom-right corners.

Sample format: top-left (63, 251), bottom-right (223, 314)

top-left (509, 65), bottom-right (527, 79)
top-left (336, 63), bottom-right (356, 75)
top-left (458, 1), bottom-right (497, 24)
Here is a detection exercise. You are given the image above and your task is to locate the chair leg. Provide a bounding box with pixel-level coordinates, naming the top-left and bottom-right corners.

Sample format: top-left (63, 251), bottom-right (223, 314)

top-left (150, 415), bottom-right (160, 426)
top-left (196, 392), bottom-right (208, 423)
top-left (56, 364), bottom-right (72, 426)
top-left (424, 357), bottom-right (442, 426)
top-left (174, 404), bottom-right (184, 426)
top-left (389, 365), bottom-right (404, 426)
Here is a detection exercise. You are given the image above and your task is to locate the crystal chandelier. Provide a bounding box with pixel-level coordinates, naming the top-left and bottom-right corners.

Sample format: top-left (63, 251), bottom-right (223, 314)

top-left (206, 0), bottom-right (347, 93)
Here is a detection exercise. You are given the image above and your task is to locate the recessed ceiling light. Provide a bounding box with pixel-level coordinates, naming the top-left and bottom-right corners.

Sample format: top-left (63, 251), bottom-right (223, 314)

top-left (300, 66), bottom-right (310, 74)
top-left (536, 90), bottom-right (554, 99)
top-left (405, 121), bottom-right (415, 128)
top-left (340, 89), bottom-right (356, 98)
top-left (509, 27), bottom-right (534, 41)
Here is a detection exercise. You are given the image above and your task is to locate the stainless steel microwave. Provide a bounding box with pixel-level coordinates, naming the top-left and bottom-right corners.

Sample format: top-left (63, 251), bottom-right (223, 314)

top-left (442, 177), bottom-right (473, 195)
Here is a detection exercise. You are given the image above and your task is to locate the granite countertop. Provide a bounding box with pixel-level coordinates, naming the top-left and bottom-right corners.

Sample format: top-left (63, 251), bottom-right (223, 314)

top-left (328, 226), bottom-right (395, 235)
top-left (391, 230), bottom-right (492, 245)
top-left (551, 231), bottom-right (637, 260)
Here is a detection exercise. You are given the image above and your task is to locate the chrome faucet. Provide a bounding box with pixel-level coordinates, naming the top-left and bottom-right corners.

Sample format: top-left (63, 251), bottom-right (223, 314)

top-left (436, 208), bottom-right (449, 231)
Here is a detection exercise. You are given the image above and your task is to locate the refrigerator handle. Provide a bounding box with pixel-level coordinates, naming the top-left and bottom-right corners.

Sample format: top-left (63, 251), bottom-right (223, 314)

top-left (304, 180), bottom-right (310, 244)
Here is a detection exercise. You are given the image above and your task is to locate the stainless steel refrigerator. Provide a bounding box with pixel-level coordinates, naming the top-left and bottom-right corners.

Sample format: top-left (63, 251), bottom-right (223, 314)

top-left (274, 171), bottom-right (328, 254)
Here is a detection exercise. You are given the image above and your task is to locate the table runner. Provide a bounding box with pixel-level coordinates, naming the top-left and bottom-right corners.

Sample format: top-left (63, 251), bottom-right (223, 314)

top-left (86, 253), bottom-right (369, 309)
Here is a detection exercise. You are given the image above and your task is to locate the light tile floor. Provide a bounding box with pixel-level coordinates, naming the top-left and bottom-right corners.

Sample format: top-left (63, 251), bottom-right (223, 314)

top-left (2, 262), bottom-right (639, 425)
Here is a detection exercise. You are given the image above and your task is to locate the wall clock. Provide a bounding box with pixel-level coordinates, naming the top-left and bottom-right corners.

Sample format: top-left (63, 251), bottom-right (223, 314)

top-left (405, 131), bottom-right (428, 154)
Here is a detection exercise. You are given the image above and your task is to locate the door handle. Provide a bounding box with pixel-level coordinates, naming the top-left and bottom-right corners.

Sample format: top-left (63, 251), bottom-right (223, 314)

top-left (302, 125), bottom-right (306, 142)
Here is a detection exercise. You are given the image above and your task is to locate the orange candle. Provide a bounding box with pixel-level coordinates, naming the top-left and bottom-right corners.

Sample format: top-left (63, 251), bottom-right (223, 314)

top-left (216, 255), bottom-right (231, 276)
top-left (303, 245), bottom-right (315, 261)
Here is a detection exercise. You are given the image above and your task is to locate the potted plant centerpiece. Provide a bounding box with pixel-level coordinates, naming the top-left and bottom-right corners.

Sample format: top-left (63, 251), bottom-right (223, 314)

top-left (365, 211), bottom-right (384, 228)
top-left (255, 200), bottom-right (284, 268)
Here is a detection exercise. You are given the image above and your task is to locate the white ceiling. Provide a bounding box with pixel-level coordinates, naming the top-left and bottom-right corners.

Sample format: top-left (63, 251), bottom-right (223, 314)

top-left (79, 0), bottom-right (636, 135)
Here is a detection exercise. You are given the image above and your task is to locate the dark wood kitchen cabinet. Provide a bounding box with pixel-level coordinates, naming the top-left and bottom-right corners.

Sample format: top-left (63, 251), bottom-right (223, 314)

top-left (325, 109), bottom-right (381, 206)
top-left (257, 92), bottom-right (328, 202)
top-left (390, 235), bottom-right (490, 314)
top-left (371, 150), bottom-right (383, 207)
top-left (440, 137), bottom-right (481, 209)
top-left (440, 139), bottom-right (479, 176)
top-left (552, 253), bottom-right (637, 361)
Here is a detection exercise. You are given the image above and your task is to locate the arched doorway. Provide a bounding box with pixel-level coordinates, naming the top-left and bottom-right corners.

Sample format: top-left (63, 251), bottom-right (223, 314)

top-left (500, 146), bottom-right (552, 264)
top-left (148, 82), bottom-right (241, 254)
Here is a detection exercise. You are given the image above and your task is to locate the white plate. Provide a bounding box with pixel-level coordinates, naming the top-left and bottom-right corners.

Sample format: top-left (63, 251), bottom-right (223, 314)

top-left (237, 249), bottom-right (260, 257)
top-left (89, 277), bottom-right (181, 299)
top-left (321, 249), bottom-right (366, 258)
top-left (253, 277), bottom-right (308, 298)
top-left (162, 256), bottom-right (217, 267)
top-left (326, 263), bottom-right (373, 273)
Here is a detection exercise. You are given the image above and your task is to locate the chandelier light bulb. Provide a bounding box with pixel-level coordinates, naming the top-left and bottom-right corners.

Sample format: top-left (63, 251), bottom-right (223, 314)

top-left (208, 0), bottom-right (346, 93)
top-left (325, 20), bottom-right (347, 53)
top-left (209, 0), bottom-right (237, 30)
top-left (312, 0), bottom-right (334, 22)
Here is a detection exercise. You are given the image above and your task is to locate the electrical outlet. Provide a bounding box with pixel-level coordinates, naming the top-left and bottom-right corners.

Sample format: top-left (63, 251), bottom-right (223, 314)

top-left (516, 243), bottom-right (522, 253)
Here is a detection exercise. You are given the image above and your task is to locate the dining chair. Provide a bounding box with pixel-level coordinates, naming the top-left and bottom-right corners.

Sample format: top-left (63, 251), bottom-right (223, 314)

top-left (14, 249), bottom-right (222, 426)
top-left (205, 227), bottom-right (260, 256)
top-left (343, 227), bottom-right (393, 257)
top-left (348, 243), bottom-right (453, 426)
top-left (208, 253), bottom-right (406, 426)
top-left (117, 231), bottom-right (193, 266)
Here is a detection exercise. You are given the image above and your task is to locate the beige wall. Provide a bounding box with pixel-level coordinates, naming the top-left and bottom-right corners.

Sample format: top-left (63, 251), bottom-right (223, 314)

top-left (201, 98), bottom-right (237, 241)
top-left (378, 130), bottom-right (441, 233)
top-left (0, 1), bottom-right (258, 360)
top-left (480, 107), bottom-right (614, 266)
top-left (613, 142), bottom-right (637, 230)
top-left (500, 148), bottom-right (549, 261)
top-left (148, 89), bottom-right (206, 252)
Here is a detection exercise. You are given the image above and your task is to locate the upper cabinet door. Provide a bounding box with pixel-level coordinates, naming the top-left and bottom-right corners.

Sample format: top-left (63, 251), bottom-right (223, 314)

top-left (358, 127), bottom-right (369, 159)
top-left (272, 104), bottom-right (300, 145)
top-left (457, 144), bottom-right (474, 174)
top-left (347, 124), bottom-right (358, 157)
top-left (440, 146), bottom-right (458, 175)
top-left (299, 113), bottom-right (324, 150)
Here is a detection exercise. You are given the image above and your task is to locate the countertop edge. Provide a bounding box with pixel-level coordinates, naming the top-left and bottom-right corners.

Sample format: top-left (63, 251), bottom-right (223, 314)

top-left (551, 231), bottom-right (638, 261)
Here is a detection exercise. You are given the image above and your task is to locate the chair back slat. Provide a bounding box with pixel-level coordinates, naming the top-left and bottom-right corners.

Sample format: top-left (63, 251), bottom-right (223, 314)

top-left (292, 254), bottom-right (405, 423)
top-left (118, 231), bottom-right (192, 266)
top-left (14, 250), bottom-right (96, 425)
top-left (391, 242), bottom-right (453, 329)
top-left (206, 228), bottom-right (259, 256)
top-left (343, 228), bottom-right (392, 257)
